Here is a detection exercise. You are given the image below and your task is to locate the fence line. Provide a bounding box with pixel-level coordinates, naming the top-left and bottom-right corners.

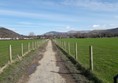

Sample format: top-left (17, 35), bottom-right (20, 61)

top-left (75, 43), bottom-right (78, 60)
top-left (56, 40), bottom-right (94, 71)
top-left (54, 39), bottom-right (118, 82)
top-left (21, 43), bottom-right (24, 56)
top-left (89, 45), bottom-right (93, 71)
top-left (9, 45), bottom-right (13, 63)
top-left (0, 40), bottom-right (46, 74)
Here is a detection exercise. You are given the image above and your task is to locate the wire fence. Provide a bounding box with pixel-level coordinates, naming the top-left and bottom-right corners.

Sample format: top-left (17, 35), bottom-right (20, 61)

top-left (0, 39), bottom-right (45, 72)
top-left (54, 39), bottom-right (118, 83)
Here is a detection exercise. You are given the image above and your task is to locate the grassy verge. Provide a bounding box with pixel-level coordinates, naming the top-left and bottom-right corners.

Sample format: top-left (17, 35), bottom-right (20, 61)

top-left (0, 41), bottom-right (47, 83)
top-left (56, 38), bottom-right (118, 83)
top-left (0, 39), bottom-right (43, 67)
top-left (53, 41), bottom-right (102, 83)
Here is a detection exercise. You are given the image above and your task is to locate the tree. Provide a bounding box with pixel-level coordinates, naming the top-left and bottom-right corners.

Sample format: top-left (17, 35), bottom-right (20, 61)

top-left (29, 32), bottom-right (35, 36)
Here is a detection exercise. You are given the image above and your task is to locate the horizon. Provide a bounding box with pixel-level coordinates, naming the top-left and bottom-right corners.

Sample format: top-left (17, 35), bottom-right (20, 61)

top-left (1, 26), bottom-right (118, 36)
top-left (0, 0), bottom-right (118, 35)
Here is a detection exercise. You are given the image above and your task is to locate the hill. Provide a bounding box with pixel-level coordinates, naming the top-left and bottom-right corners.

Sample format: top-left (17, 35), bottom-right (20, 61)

top-left (104, 27), bottom-right (118, 33)
top-left (0, 27), bottom-right (22, 38)
top-left (44, 31), bottom-right (64, 36)
top-left (90, 28), bottom-right (118, 34)
top-left (88, 28), bottom-right (118, 37)
top-left (44, 28), bottom-right (118, 38)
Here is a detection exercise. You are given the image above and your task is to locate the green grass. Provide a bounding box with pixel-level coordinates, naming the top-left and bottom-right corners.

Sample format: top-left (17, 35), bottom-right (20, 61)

top-left (56, 38), bottom-right (118, 83)
top-left (0, 43), bottom-right (46, 83)
top-left (0, 39), bottom-right (42, 67)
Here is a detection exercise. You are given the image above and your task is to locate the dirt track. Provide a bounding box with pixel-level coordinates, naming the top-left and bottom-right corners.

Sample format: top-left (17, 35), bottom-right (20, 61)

top-left (26, 40), bottom-right (75, 83)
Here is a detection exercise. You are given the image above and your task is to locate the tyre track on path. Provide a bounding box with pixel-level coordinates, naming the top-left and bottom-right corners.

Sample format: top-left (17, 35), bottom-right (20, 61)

top-left (26, 40), bottom-right (75, 83)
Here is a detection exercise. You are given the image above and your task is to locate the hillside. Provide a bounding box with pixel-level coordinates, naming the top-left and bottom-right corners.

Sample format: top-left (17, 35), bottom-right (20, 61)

top-left (44, 31), bottom-right (63, 36)
top-left (0, 27), bottom-right (22, 38)
top-left (90, 28), bottom-right (118, 34)
top-left (44, 28), bottom-right (118, 38)
top-left (104, 27), bottom-right (118, 33)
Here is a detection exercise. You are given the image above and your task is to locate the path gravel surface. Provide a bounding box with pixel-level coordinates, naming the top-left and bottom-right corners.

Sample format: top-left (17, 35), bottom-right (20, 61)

top-left (26, 40), bottom-right (75, 83)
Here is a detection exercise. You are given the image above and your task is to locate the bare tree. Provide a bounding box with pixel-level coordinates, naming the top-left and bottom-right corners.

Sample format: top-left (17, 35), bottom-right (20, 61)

top-left (29, 32), bottom-right (35, 36)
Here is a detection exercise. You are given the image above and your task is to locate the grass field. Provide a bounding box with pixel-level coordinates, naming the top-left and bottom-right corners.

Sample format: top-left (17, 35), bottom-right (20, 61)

top-left (0, 39), bottom-right (42, 67)
top-left (56, 38), bottom-right (118, 83)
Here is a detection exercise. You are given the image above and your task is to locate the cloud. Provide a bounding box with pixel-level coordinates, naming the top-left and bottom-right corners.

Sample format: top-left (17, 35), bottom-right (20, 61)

top-left (92, 24), bottom-right (100, 28)
top-left (0, 9), bottom-right (79, 22)
top-left (65, 26), bottom-right (75, 30)
top-left (66, 26), bottom-right (71, 29)
top-left (62, 0), bottom-right (118, 11)
top-left (18, 22), bottom-right (33, 25)
top-left (92, 24), bottom-right (118, 30)
top-left (92, 24), bottom-right (108, 30)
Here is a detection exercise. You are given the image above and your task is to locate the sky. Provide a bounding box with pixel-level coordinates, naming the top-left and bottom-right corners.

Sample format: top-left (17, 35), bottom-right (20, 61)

top-left (0, 0), bottom-right (118, 35)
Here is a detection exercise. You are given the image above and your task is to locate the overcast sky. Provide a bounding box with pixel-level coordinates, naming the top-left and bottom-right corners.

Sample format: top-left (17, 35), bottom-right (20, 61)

top-left (0, 0), bottom-right (118, 35)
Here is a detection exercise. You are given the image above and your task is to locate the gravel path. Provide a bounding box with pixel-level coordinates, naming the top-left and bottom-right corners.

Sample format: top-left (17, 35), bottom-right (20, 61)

top-left (26, 40), bottom-right (75, 83)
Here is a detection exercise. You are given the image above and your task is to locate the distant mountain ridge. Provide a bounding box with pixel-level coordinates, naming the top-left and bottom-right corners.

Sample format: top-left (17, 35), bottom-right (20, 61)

top-left (89, 28), bottom-right (118, 34)
top-left (44, 28), bottom-right (118, 38)
top-left (44, 30), bottom-right (90, 35)
top-left (104, 27), bottom-right (118, 33)
top-left (1, 27), bottom-right (118, 39)
top-left (0, 27), bottom-right (22, 38)
top-left (44, 31), bottom-right (63, 36)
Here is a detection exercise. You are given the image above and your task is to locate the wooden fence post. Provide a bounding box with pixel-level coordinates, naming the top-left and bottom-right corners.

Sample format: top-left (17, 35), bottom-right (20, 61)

top-left (28, 42), bottom-right (30, 52)
top-left (67, 42), bottom-right (69, 53)
top-left (33, 42), bottom-right (34, 50)
top-left (34, 42), bottom-right (35, 49)
top-left (62, 41), bottom-right (64, 49)
top-left (32, 42), bottom-right (33, 50)
top-left (61, 41), bottom-right (63, 47)
top-left (89, 45), bottom-right (93, 71)
top-left (9, 45), bottom-right (13, 63)
top-left (64, 42), bottom-right (67, 51)
top-left (61, 40), bottom-right (62, 47)
top-left (58, 41), bottom-right (60, 46)
top-left (38, 41), bottom-right (39, 47)
top-left (27, 43), bottom-right (29, 52)
top-left (35, 42), bottom-right (36, 49)
top-left (63, 41), bottom-right (65, 49)
top-left (35, 42), bottom-right (37, 48)
top-left (75, 43), bottom-right (78, 60)
top-left (33, 42), bottom-right (35, 50)
top-left (38, 41), bottom-right (40, 47)
top-left (36, 41), bottom-right (37, 48)
top-left (68, 42), bottom-right (70, 54)
top-left (21, 43), bottom-right (24, 56)
top-left (37, 41), bottom-right (39, 48)
top-left (37, 41), bottom-right (38, 48)
top-left (64, 41), bottom-right (66, 50)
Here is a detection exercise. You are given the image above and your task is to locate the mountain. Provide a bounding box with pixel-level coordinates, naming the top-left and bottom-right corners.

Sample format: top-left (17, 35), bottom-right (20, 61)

top-left (44, 31), bottom-right (79, 36)
top-left (44, 30), bottom-right (91, 36)
top-left (44, 27), bottom-right (118, 38)
top-left (104, 28), bottom-right (118, 33)
top-left (89, 28), bottom-right (118, 34)
top-left (67, 30), bottom-right (79, 34)
top-left (0, 27), bottom-right (22, 38)
top-left (80, 27), bottom-right (118, 38)
top-left (44, 31), bottom-right (64, 36)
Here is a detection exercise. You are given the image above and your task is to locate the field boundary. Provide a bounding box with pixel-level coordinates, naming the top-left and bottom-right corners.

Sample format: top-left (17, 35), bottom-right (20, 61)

top-left (0, 40), bottom-right (47, 74)
top-left (53, 40), bottom-right (102, 83)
